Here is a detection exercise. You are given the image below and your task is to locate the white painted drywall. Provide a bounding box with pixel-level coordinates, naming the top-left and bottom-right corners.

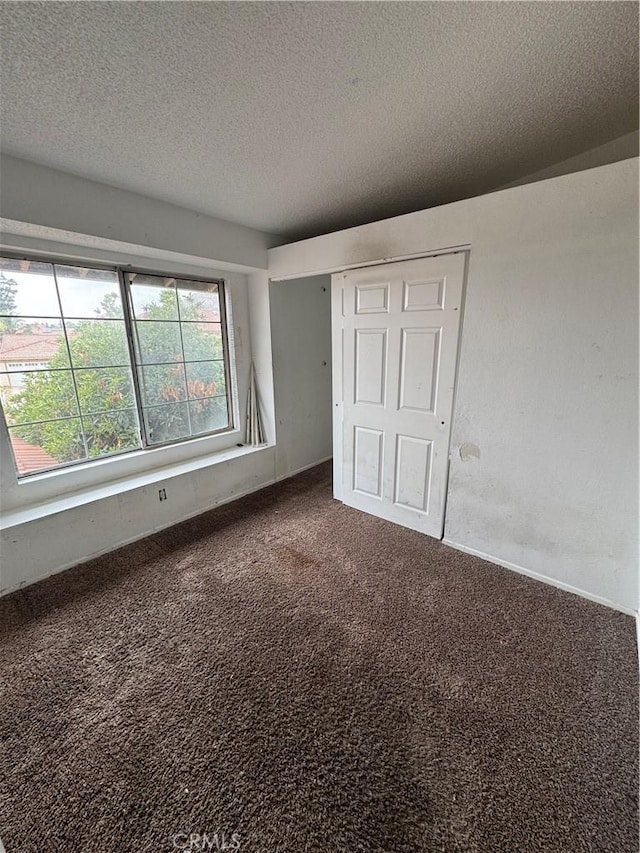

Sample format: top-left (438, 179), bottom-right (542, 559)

top-left (247, 271), bottom-right (277, 447)
top-left (270, 276), bottom-right (332, 478)
top-left (0, 155), bottom-right (280, 270)
top-left (268, 159), bottom-right (639, 614)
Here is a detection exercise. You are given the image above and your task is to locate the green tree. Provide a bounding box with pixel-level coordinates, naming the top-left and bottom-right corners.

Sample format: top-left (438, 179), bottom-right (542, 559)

top-left (6, 290), bottom-right (228, 464)
top-left (0, 274), bottom-right (18, 333)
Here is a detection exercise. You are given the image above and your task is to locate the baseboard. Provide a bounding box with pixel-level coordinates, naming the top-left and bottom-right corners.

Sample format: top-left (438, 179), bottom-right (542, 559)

top-left (275, 455), bottom-right (333, 482)
top-left (442, 538), bottom-right (637, 617)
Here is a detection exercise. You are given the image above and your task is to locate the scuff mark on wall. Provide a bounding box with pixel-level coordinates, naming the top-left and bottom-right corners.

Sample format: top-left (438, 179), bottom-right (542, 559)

top-left (345, 238), bottom-right (399, 267)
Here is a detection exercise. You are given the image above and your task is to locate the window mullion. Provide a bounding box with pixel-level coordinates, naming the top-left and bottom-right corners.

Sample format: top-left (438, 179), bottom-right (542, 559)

top-left (175, 286), bottom-right (193, 437)
top-left (117, 268), bottom-right (147, 448)
top-left (51, 263), bottom-right (89, 460)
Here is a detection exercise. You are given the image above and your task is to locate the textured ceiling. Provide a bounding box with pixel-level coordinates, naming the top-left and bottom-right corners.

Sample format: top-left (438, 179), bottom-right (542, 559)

top-left (1, 2), bottom-right (638, 242)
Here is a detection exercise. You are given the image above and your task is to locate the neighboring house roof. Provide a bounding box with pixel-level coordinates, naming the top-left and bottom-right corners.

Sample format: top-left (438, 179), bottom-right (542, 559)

top-left (0, 334), bottom-right (61, 361)
top-left (9, 436), bottom-right (58, 474)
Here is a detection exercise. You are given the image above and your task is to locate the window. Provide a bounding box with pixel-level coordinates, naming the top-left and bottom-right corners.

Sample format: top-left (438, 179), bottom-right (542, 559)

top-left (0, 256), bottom-right (233, 477)
top-left (126, 272), bottom-right (229, 446)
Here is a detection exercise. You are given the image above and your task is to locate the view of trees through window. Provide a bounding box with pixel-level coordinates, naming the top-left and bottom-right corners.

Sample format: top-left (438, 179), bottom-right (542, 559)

top-left (128, 271), bottom-right (229, 445)
top-left (0, 257), bottom-right (231, 476)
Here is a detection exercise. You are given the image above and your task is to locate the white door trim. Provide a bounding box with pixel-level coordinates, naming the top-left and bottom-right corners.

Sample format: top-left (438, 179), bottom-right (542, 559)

top-left (331, 271), bottom-right (346, 501)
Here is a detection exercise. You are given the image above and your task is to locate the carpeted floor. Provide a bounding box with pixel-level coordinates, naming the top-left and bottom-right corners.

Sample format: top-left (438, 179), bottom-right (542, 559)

top-left (0, 462), bottom-right (637, 853)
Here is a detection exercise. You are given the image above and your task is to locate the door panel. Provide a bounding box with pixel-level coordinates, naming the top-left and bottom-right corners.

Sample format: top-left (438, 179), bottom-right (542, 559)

top-left (333, 253), bottom-right (466, 538)
top-left (355, 282), bottom-right (390, 314)
top-left (394, 434), bottom-right (432, 513)
top-left (355, 329), bottom-right (387, 405)
top-left (398, 327), bottom-right (439, 412)
top-left (353, 426), bottom-right (384, 497)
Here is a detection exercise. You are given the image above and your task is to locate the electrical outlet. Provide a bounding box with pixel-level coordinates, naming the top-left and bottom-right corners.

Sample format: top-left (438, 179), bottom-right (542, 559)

top-left (159, 488), bottom-right (167, 502)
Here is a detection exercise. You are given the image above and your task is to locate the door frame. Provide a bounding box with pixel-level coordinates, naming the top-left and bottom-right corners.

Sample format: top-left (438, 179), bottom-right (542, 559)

top-left (330, 249), bottom-right (470, 526)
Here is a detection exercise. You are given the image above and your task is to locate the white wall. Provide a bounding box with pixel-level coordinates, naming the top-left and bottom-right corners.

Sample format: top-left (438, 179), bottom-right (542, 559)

top-left (0, 155), bottom-right (280, 270)
top-left (270, 276), bottom-right (332, 478)
top-left (268, 159), bottom-right (639, 614)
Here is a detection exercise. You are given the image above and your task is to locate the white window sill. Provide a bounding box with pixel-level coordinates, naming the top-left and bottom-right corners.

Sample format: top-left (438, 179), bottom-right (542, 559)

top-left (0, 442), bottom-right (271, 531)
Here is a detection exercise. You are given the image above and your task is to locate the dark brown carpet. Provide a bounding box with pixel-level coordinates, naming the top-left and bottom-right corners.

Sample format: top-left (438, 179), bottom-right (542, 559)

top-left (0, 462), bottom-right (637, 852)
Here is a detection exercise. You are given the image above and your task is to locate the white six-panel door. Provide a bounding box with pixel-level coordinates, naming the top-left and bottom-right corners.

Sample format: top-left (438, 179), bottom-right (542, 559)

top-left (332, 253), bottom-right (466, 538)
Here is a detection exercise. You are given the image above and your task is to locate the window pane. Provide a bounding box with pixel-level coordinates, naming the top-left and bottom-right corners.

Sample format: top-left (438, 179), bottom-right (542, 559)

top-left (181, 322), bottom-right (223, 361)
top-left (84, 408), bottom-right (141, 458)
top-left (65, 320), bottom-right (130, 368)
top-left (134, 321), bottom-right (183, 365)
top-left (140, 363), bottom-right (187, 406)
top-left (55, 266), bottom-right (123, 318)
top-left (185, 360), bottom-right (226, 400)
top-left (2, 369), bottom-right (79, 424)
top-left (129, 274), bottom-right (178, 321)
top-left (189, 396), bottom-right (229, 435)
top-left (9, 419), bottom-right (85, 475)
top-left (75, 367), bottom-right (136, 414)
top-left (177, 281), bottom-right (220, 321)
top-left (126, 271), bottom-right (231, 447)
top-left (0, 257), bottom-right (61, 318)
top-left (144, 402), bottom-right (190, 444)
top-left (0, 319), bottom-right (69, 371)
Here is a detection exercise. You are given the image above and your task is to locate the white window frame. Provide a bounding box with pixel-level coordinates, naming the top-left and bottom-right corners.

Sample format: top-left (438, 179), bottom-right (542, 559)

top-left (121, 266), bottom-right (235, 452)
top-left (0, 254), bottom-right (237, 478)
top-left (0, 248), bottom-right (254, 521)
